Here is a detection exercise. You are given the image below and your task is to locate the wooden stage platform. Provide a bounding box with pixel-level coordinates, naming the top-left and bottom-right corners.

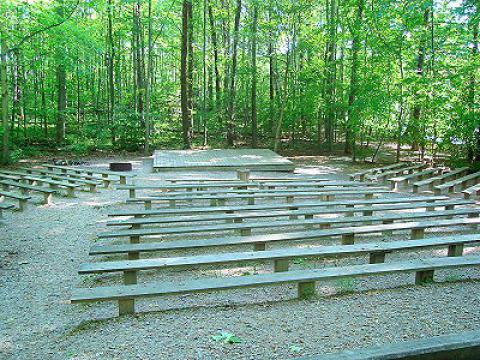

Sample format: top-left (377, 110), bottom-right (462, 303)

top-left (152, 149), bottom-right (295, 172)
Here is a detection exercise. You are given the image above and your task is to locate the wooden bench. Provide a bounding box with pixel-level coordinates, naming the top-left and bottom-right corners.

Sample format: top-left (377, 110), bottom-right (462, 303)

top-left (388, 168), bottom-right (443, 191)
top-left (100, 208), bottom-right (480, 240)
top-left (0, 191), bottom-right (31, 211)
top-left (462, 183), bottom-right (480, 199)
top-left (367, 164), bottom-right (427, 182)
top-left (129, 189), bottom-right (391, 209)
top-left (84, 234), bottom-right (480, 275)
top-left (0, 202), bottom-right (15, 218)
top-left (43, 164), bottom-right (134, 185)
top-left (90, 217), bottom-right (480, 257)
top-left (163, 176), bottom-right (331, 183)
top-left (434, 170), bottom-right (480, 195)
top-left (301, 330), bottom-right (480, 360)
top-left (0, 180), bottom-right (56, 204)
top-left (71, 255), bottom-right (480, 316)
top-left (109, 195), bottom-right (449, 218)
top-left (412, 167), bottom-right (469, 193)
top-left (26, 172), bottom-right (98, 192)
top-left (22, 176), bottom-right (81, 197)
top-left (118, 181), bottom-right (380, 199)
top-left (349, 163), bottom-right (407, 181)
top-left (0, 173), bottom-right (24, 182)
top-left (22, 167), bottom-right (102, 190)
top-left (106, 199), bottom-right (473, 227)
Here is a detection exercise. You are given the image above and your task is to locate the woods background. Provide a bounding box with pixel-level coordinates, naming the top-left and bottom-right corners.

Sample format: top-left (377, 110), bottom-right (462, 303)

top-left (0, 0), bottom-right (479, 164)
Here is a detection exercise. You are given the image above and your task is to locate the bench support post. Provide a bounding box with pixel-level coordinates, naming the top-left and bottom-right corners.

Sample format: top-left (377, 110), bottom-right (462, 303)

top-left (298, 281), bottom-right (316, 299)
top-left (274, 259), bottom-right (289, 272)
top-left (129, 189), bottom-right (136, 199)
top-left (415, 269), bottom-right (434, 285)
top-left (240, 228), bottom-right (252, 236)
top-left (118, 270), bottom-right (137, 315)
top-left (145, 200), bottom-right (152, 210)
top-left (341, 233), bottom-right (355, 245)
top-left (369, 252), bottom-right (386, 264)
top-left (448, 244), bottom-right (464, 257)
top-left (411, 228), bottom-right (425, 240)
top-left (18, 199), bottom-right (27, 212)
top-left (253, 242), bottom-right (266, 251)
top-left (43, 193), bottom-right (53, 205)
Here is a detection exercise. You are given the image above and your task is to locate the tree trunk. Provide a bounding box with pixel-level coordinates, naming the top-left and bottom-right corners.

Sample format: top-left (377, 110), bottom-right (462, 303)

top-left (181, 0), bottom-right (192, 149)
top-left (55, 0), bottom-right (66, 145)
top-left (144, 0), bottom-right (153, 154)
top-left (107, 0), bottom-right (116, 145)
top-left (226, 0), bottom-right (242, 146)
top-left (251, 4), bottom-right (258, 147)
top-left (345, 0), bottom-right (364, 160)
top-left (1, 25), bottom-right (9, 164)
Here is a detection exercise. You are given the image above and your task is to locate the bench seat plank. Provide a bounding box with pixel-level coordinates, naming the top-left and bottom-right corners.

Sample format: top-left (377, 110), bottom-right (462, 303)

top-left (412, 167), bottom-right (469, 189)
top-left (107, 199), bottom-right (473, 227)
top-left (81, 234), bottom-right (480, 274)
top-left (99, 208), bottom-right (480, 239)
top-left (109, 196), bottom-right (449, 217)
top-left (90, 217), bottom-right (480, 255)
top-left (71, 255), bottom-right (480, 303)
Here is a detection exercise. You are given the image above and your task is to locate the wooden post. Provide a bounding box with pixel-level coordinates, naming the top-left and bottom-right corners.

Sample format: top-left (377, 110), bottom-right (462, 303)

top-left (253, 242), bottom-right (266, 251)
top-left (129, 189), bottom-right (136, 199)
top-left (43, 193), bottom-right (53, 205)
top-left (145, 200), bottom-right (152, 210)
top-left (341, 233), bottom-right (355, 245)
top-left (210, 199), bottom-right (217, 207)
top-left (218, 198), bottom-right (226, 206)
top-left (118, 270), bottom-right (137, 315)
top-left (369, 251), bottom-right (386, 264)
top-left (411, 228), bottom-right (425, 240)
top-left (237, 169), bottom-right (250, 182)
top-left (448, 244), bottom-right (464, 257)
top-left (274, 259), bottom-right (289, 272)
top-left (320, 223), bottom-right (330, 230)
top-left (345, 205), bottom-right (355, 217)
top-left (240, 228), bottom-right (252, 236)
top-left (18, 199), bottom-right (27, 212)
top-left (247, 197), bottom-right (255, 205)
top-left (412, 185), bottom-right (419, 193)
top-left (365, 193), bottom-right (374, 199)
top-left (415, 269), bottom-right (434, 285)
top-left (169, 199), bottom-right (176, 208)
top-left (119, 175), bottom-right (127, 185)
top-left (298, 281), bottom-right (316, 299)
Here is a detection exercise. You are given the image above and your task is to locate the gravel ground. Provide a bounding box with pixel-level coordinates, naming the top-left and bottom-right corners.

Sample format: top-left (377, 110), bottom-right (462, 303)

top-left (1, 155), bottom-right (480, 360)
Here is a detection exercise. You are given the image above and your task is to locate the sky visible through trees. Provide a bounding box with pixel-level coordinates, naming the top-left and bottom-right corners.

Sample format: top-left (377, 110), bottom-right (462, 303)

top-left (0, 0), bottom-right (479, 164)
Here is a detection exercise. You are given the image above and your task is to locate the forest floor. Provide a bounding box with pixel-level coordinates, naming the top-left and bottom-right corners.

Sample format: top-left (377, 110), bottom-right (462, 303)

top-left (1, 155), bottom-right (480, 360)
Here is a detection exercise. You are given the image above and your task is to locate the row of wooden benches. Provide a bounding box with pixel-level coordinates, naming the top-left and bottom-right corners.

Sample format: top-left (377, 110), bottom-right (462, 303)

top-left (72, 194), bottom-right (480, 315)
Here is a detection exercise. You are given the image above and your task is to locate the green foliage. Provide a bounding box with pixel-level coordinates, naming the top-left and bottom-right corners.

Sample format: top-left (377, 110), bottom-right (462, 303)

top-left (1, 0), bottom-right (480, 162)
top-left (211, 332), bottom-right (243, 344)
top-left (335, 278), bottom-right (355, 295)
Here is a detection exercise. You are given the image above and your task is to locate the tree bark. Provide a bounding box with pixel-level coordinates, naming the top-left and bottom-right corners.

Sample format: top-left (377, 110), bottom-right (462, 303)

top-left (251, 4), bottom-right (258, 147)
top-left (1, 24), bottom-right (9, 164)
top-left (226, 0), bottom-right (242, 146)
top-left (181, 0), bottom-right (193, 149)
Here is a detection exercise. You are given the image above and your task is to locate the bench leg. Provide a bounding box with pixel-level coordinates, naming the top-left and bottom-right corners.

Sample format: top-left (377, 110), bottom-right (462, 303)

top-left (345, 205), bottom-right (355, 217)
top-left (382, 220), bottom-right (394, 234)
top-left (369, 252), bottom-right (386, 264)
top-left (218, 199), bottom-right (226, 206)
top-left (145, 200), bottom-right (152, 210)
top-left (415, 269), bottom-right (434, 285)
top-left (411, 228), bottom-right (425, 240)
top-left (341, 233), bottom-right (355, 245)
top-left (240, 228), bottom-right (252, 236)
top-left (120, 176), bottom-right (127, 185)
top-left (365, 193), bottom-right (374, 200)
top-left (129, 189), bottom-right (136, 199)
top-left (89, 184), bottom-right (97, 192)
top-left (210, 199), bottom-right (217, 207)
top-left (102, 179), bottom-right (110, 188)
top-left (66, 187), bottom-right (75, 198)
top-left (412, 185), bottom-right (419, 193)
top-left (118, 270), bottom-right (138, 315)
top-left (274, 259), bottom-right (289, 272)
top-left (298, 281), bottom-right (316, 299)
top-left (43, 193), bottom-right (53, 205)
top-left (169, 199), bottom-right (176, 208)
top-left (247, 198), bottom-right (255, 205)
top-left (253, 242), bottom-right (266, 251)
top-left (286, 196), bottom-right (294, 204)
top-left (18, 199), bottom-right (27, 212)
top-left (468, 213), bottom-right (479, 229)
top-left (319, 223), bottom-right (330, 230)
top-left (362, 210), bottom-right (373, 217)
top-left (448, 244), bottom-right (464, 257)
